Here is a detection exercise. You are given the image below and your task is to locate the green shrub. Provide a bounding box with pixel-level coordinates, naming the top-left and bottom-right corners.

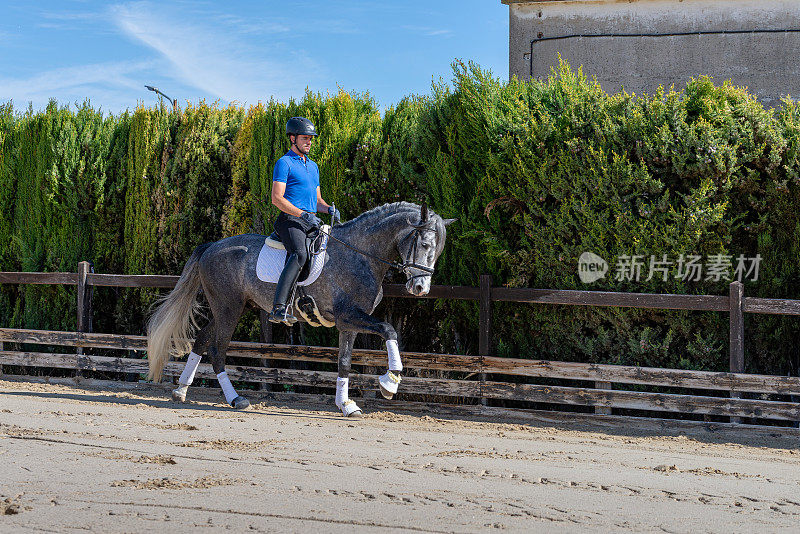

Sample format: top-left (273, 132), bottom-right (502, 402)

top-left (1, 62), bottom-right (798, 376)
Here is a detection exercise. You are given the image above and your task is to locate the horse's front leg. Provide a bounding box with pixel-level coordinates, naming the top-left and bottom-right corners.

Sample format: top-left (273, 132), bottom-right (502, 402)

top-left (336, 330), bottom-right (362, 417)
top-left (336, 309), bottom-right (403, 401)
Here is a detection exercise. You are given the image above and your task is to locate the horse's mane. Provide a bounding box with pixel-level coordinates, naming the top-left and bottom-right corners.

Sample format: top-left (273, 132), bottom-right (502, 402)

top-left (336, 201), bottom-right (422, 230)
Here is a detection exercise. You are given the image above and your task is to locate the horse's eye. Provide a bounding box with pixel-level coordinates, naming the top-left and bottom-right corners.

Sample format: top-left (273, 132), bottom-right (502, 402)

top-left (421, 242), bottom-right (431, 250)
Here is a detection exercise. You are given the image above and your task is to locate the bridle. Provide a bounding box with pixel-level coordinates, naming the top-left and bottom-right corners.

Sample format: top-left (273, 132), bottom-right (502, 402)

top-left (396, 225), bottom-right (434, 281)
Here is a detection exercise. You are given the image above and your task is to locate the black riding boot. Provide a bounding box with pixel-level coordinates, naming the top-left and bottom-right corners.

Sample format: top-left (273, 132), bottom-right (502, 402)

top-left (269, 253), bottom-right (302, 324)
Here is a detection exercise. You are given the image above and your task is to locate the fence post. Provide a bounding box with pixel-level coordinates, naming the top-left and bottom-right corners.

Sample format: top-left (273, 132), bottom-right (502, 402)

top-left (594, 381), bottom-right (613, 415)
top-left (76, 261), bottom-right (93, 379)
top-left (729, 281), bottom-right (745, 424)
top-left (479, 274), bottom-right (492, 407)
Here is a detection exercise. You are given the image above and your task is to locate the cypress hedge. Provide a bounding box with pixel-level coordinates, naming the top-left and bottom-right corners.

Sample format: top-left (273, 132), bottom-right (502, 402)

top-left (1, 61), bottom-right (798, 376)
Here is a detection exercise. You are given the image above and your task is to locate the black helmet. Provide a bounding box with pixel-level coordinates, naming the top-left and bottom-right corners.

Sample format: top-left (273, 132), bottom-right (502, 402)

top-left (286, 117), bottom-right (317, 137)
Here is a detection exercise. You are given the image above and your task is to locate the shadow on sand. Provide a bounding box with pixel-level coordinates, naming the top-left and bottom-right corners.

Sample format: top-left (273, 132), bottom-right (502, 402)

top-left (1, 375), bottom-right (797, 450)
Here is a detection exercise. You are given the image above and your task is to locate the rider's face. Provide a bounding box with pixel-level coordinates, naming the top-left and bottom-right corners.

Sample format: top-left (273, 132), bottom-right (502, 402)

top-left (293, 134), bottom-right (314, 155)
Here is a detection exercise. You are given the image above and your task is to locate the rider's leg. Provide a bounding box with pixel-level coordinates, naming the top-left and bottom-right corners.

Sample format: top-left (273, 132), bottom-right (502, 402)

top-left (269, 252), bottom-right (303, 323)
top-left (269, 214), bottom-right (310, 324)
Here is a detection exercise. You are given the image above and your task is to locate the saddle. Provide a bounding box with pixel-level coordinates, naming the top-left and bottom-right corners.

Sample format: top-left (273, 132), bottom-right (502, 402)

top-left (256, 225), bottom-right (330, 287)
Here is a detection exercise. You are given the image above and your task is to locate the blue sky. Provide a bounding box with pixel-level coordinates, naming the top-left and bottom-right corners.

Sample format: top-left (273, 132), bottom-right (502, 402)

top-left (0, 1), bottom-right (509, 114)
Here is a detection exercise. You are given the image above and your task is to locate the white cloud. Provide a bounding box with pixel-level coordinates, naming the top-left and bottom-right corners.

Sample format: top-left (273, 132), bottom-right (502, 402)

top-left (39, 10), bottom-right (101, 22)
top-left (212, 13), bottom-right (290, 36)
top-left (402, 25), bottom-right (453, 37)
top-left (109, 2), bottom-right (323, 105)
top-left (0, 59), bottom-right (156, 113)
top-left (312, 19), bottom-right (361, 35)
top-left (34, 8), bottom-right (104, 30)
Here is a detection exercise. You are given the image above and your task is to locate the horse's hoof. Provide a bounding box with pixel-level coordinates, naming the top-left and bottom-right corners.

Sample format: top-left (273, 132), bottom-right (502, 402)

top-left (231, 396), bottom-right (250, 410)
top-left (348, 410), bottom-right (363, 418)
top-left (378, 371), bottom-right (401, 400)
top-left (339, 399), bottom-right (362, 417)
top-left (379, 385), bottom-right (394, 400)
top-left (172, 387), bottom-right (187, 402)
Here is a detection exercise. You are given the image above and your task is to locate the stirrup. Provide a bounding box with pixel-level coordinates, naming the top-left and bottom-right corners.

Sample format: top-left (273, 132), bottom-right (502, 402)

top-left (268, 305), bottom-right (297, 325)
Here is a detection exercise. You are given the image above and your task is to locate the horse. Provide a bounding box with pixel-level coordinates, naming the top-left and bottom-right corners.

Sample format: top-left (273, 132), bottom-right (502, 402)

top-left (145, 202), bottom-right (454, 417)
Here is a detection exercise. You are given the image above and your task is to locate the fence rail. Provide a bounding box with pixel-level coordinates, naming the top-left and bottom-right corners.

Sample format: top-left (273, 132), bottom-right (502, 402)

top-left (1, 329), bottom-right (798, 421)
top-left (1, 264), bottom-right (799, 427)
top-left (5, 270), bottom-right (800, 312)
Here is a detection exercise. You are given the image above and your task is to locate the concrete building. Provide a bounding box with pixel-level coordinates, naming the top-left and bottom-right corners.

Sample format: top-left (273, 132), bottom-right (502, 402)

top-left (502, 0), bottom-right (800, 107)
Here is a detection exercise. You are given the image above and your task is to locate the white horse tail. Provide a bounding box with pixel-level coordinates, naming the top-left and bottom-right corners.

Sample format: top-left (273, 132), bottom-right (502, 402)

top-left (146, 243), bottom-right (211, 381)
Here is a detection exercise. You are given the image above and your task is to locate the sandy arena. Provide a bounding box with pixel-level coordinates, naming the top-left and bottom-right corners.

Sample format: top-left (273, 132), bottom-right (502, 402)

top-left (0, 377), bottom-right (798, 533)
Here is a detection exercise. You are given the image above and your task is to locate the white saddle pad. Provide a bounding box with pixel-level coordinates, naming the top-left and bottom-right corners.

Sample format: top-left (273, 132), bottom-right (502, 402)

top-left (255, 228), bottom-right (329, 286)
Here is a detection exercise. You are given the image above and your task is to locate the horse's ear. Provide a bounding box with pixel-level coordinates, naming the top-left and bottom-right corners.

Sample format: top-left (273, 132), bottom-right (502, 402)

top-left (443, 218), bottom-right (457, 226)
top-left (420, 203), bottom-right (428, 223)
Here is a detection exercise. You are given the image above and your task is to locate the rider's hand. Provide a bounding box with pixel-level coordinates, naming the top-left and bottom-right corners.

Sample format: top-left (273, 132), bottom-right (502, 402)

top-left (328, 206), bottom-right (341, 225)
top-left (301, 211), bottom-right (322, 228)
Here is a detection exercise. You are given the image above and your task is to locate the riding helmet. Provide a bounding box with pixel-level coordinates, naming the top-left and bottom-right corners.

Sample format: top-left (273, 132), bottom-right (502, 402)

top-left (286, 117), bottom-right (317, 137)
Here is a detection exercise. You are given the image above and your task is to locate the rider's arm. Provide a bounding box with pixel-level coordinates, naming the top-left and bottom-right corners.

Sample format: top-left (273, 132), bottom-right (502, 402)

top-left (316, 187), bottom-right (331, 214)
top-left (271, 181), bottom-right (304, 217)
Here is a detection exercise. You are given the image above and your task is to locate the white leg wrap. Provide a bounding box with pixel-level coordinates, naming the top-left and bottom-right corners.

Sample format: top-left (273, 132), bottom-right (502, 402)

top-left (179, 352), bottom-right (202, 386)
top-left (336, 377), bottom-right (349, 406)
top-left (216, 371), bottom-right (239, 405)
top-left (386, 339), bottom-right (402, 371)
top-left (335, 377), bottom-right (361, 416)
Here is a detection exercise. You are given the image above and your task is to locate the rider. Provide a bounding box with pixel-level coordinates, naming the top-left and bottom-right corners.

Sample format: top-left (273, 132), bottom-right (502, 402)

top-left (269, 117), bottom-right (340, 324)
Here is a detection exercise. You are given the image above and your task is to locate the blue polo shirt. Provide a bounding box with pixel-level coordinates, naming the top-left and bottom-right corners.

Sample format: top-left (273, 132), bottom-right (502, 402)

top-left (272, 150), bottom-right (320, 213)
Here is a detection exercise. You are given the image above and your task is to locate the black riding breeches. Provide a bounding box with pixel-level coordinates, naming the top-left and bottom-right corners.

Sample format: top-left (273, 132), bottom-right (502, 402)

top-left (272, 212), bottom-right (315, 306)
top-left (274, 212), bottom-right (314, 268)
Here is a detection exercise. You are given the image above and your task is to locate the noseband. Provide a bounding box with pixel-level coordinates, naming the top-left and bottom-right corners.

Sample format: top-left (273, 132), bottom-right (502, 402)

top-left (398, 226), bottom-right (434, 281)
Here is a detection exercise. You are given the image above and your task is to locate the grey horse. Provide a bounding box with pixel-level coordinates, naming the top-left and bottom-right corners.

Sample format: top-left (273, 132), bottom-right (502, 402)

top-left (146, 202), bottom-right (454, 417)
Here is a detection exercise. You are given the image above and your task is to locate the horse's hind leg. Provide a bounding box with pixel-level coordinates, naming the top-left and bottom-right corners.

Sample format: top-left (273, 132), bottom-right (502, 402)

top-left (207, 301), bottom-right (250, 410)
top-left (172, 320), bottom-right (215, 402)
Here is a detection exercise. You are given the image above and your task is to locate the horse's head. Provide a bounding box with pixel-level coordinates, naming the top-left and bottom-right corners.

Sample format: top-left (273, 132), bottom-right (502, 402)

top-left (399, 203), bottom-right (456, 296)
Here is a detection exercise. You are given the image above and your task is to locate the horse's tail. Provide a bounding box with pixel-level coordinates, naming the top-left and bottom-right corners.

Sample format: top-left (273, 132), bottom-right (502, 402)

top-left (146, 242), bottom-right (212, 382)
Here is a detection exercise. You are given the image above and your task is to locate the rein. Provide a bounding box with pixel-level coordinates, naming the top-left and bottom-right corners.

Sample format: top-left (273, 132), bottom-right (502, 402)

top-left (255, 198), bottom-right (435, 276)
top-left (317, 226), bottom-right (435, 277)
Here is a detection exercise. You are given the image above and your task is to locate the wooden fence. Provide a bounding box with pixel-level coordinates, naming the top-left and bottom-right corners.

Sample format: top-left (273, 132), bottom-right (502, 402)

top-left (1, 263), bottom-right (799, 427)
